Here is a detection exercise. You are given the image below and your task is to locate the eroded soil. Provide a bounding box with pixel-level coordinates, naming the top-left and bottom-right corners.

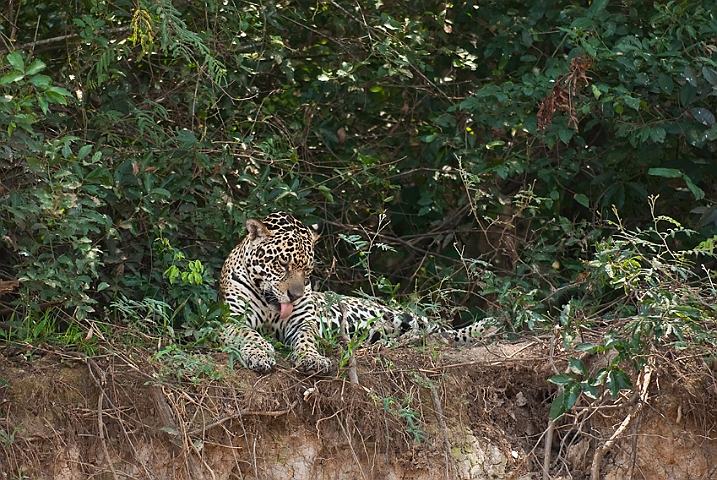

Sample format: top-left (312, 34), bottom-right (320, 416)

top-left (1, 338), bottom-right (716, 479)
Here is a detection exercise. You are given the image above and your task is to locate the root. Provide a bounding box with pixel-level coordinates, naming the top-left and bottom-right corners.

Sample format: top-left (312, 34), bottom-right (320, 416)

top-left (88, 359), bottom-right (119, 480)
top-left (590, 364), bottom-right (653, 480)
top-left (428, 379), bottom-right (456, 480)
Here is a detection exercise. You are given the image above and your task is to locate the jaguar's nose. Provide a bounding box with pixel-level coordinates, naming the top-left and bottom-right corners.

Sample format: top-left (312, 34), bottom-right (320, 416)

top-left (287, 283), bottom-right (305, 302)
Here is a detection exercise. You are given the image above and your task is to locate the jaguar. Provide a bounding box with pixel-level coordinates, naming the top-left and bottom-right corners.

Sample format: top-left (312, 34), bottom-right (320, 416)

top-left (218, 211), bottom-right (488, 373)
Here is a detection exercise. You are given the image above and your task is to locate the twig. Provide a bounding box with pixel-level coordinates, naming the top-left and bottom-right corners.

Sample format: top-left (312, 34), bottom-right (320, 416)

top-left (428, 379), bottom-right (456, 479)
top-left (543, 334), bottom-right (560, 480)
top-left (93, 362), bottom-right (120, 480)
top-left (184, 401), bottom-right (298, 437)
top-left (149, 385), bottom-right (208, 480)
top-left (543, 419), bottom-right (555, 480)
top-left (337, 415), bottom-right (367, 480)
top-left (7, 27), bottom-right (132, 53)
top-left (590, 364), bottom-right (653, 480)
top-left (233, 392), bottom-right (259, 479)
top-left (339, 301), bottom-right (359, 385)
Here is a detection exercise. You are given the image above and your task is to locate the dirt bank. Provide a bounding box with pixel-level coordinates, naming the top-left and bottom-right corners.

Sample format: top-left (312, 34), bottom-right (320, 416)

top-left (1, 339), bottom-right (716, 479)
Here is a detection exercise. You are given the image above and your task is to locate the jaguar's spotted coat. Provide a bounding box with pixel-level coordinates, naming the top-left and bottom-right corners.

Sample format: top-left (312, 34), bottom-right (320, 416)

top-left (218, 212), bottom-right (487, 373)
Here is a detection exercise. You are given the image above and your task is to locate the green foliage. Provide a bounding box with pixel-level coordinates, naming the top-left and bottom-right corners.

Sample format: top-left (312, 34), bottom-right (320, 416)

top-left (549, 205), bottom-right (717, 418)
top-left (338, 215), bottom-right (399, 297)
top-left (152, 345), bottom-right (225, 383)
top-left (372, 393), bottom-right (428, 444)
top-left (1, 0), bottom-right (716, 388)
top-left (0, 426), bottom-right (19, 446)
top-left (0, 52), bottom-right (71, 134)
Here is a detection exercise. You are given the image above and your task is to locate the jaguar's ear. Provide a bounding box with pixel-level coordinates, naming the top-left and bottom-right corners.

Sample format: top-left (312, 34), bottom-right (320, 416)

top-left (308, 221), bottom-right (323, 243)
top-left (246, 218), bottom-right (270, 243)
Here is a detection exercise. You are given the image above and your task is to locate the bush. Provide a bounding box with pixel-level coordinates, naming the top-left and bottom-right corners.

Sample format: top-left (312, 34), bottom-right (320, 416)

top-left (0, 0), bottom-right (716, 347)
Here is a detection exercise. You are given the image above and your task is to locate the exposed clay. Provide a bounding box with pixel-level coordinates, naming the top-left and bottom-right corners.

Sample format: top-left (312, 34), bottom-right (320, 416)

top-left (1, 340), bottom-right (716, 479)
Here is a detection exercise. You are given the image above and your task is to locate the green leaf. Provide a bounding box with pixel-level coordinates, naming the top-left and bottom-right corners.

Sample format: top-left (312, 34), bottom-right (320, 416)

top-left (25, 59), bottom-right (46, 76)
top-left (705, 124), bottom-right (717, 141)
top-left (581, 382), bottom-right (598, 399)
top-left (703, 67), bottom-right (717, 86)
top-left (78, 145), bottom-right (93, 160)
top-left (7, 52), bottom-right (24, 73)
top-left (152, 188), bottom-right (171, 198)
top-left (570, 16), bottom-right (595, 29)
top-left (592, 368), bottom-right (608, 385)
top-left (44, 87), bottom-right (71, 104)
top-left (586, 0), bottom-right (608, 18)
top-left (565, 383), bottom-right (581, 409)
top-left (648, 127), bottom-right (666, 143)
top-left (648, 168), bottom-right (704, 200)
top-left (317, 185), bottom-right (334, 202)
top-left (607, 369), bottom-right (632, 397)
top-left (657, 74), bottom-right (674, 94)
top-left (623, 95), bottom-right (640, 111)
top-left (680, 83), bottom-right (697, 107)
top-left (575, 342), bottom-right (599, 353)
top-left (574, 193), bottom-right (589, 208)
top-left (164, 265), bottom-right (180, 284)
top-left (550, 390), bottom-right (569, 419)
top-left (568, 358), bottom-right (587, 376)
top-left (29, 74), bottom-right (52, 88)
top-left (176, 129), bottom-right (197, 146)
top-left (548, 373), bottom-right (575, 386)
top-left (558, 128), bottom-right (573, 144)
top-left (0, 72), bottom-right (24, 85)
top-left (691, 107), bottom-right (715, 127)
top-left (97, 282), bottom-right (109, 292)
top-left (37, 95), bottom-right (49, 114)
top-left (682, 173), bottom-right (705, 201)
top-left (648, 168), bottom-right (682, 179)
top-left (549, 383), bottom-right (582, 420)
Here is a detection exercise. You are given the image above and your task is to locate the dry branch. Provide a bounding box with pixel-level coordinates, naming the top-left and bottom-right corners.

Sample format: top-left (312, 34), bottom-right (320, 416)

top-left (590, 364), bottom-right (654, 480)
top-left (90, 360), bottom-right (120, 480)
top-left (339, 301), bottom-right (359, 385)
top-left (428, 379), bottom-right (456, 480)
top-left (184, 401), bottom-right (298, 437)
top-left (7, 27), bottom-right (132, 53)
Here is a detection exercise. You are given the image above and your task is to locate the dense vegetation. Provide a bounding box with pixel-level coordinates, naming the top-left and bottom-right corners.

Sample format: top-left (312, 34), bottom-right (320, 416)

top-left (1, 0), bottom-right (717, 415)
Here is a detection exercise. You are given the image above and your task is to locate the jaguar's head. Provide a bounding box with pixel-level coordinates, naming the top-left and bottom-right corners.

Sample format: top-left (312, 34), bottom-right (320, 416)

top-left (242, 212), bottom-right (322, 318)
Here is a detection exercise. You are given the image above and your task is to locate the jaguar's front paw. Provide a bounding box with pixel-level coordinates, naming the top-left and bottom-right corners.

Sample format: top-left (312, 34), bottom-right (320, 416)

top-left (291, 351), bottom-right (332, 374)
top-left (242, 349), bottom-right (277, 373)
top-left (226, 343), bottom-right (276, 373)
top-left (221, 323), bottom-right (277, 373)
